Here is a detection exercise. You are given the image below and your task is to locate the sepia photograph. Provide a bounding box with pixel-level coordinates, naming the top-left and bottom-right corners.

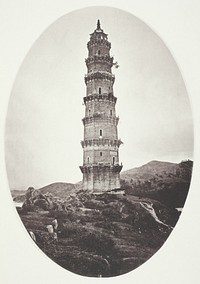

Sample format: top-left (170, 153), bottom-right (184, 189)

top-left (4, 6), bottom-right (194, 278)
top-left (1, 1), bottom-right (200, 283)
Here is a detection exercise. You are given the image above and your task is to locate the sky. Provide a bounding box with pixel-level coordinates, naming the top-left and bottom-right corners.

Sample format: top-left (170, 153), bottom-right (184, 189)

top-left (5, 7), bottom-right (193, 190)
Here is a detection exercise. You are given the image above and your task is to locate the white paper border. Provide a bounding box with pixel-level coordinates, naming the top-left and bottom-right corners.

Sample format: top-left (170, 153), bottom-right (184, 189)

top-left (1, 1), bottom-right (200, 283)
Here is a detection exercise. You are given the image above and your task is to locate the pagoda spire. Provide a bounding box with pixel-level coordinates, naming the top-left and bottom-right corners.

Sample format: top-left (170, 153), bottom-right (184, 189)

top-left (97, 19), bottom-right (101, 30)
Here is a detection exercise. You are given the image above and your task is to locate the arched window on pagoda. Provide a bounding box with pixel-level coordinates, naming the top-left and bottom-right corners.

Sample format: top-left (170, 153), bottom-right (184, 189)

top-left (100, 129), bottom-right (102, 138)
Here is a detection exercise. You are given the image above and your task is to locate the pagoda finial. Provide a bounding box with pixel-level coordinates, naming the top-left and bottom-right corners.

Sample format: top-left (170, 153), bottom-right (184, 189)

top-left (97, 19), bottom-right (101, 30)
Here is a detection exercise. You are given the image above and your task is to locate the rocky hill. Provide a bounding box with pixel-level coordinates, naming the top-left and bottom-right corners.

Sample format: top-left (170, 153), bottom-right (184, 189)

top-left (121, 160), bottom-right (193, 208)
top-left (12, 182), bottom-right (79, 203)
top-left (18, 190), bottom-right (179, 277)
top-left (14, 159), bottom-right (193, 277)
top-left (39, 182), bottom-right (79, 197)
top-left (121, 160), bottom-right (179, 181)
top-left (11, 189), bottom-right (26, 197)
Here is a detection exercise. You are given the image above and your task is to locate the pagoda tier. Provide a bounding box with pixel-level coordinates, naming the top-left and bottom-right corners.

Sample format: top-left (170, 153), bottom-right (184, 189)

top-left (82, 116), bottom-right (119, 126)
top-left (81, 138), bottom-right (123, 148)
top-left (84, 71), bottom-right (115, 84)
top-left (80, 164), bottom-right (123, 174)
top-left (83, 93), bottom-right (117, 104)
top-left (85, 55), bottom-right (114, 68)
top-left (87, 38), bottom-right (111, 49)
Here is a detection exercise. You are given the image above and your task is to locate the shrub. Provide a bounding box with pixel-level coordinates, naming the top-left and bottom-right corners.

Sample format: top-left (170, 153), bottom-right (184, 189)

top-left (84, 199), bottom-right (105, 209)
top-left (101, 207), bottom-right (121, 221)
top-left (76, 232), bottom-right (116, 256)
top-left (94, 221), bottom-right (119, 236)
top-left (56, 252), bottom-right (110, 277)
top-left (123, 214), bottom-right (135, 226)
top-left (59, 223), bottom-right (86, 238)
top-left (48, 210), bottom-right (69, 220)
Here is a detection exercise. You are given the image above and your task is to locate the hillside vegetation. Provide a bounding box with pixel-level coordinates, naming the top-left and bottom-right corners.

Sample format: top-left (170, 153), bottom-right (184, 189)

top-left (121, 160), bottom-right (193, 208)
top-left (18, 191), bottom-right (179, 277)
top-left (13, 159), bottom-right (192, 277)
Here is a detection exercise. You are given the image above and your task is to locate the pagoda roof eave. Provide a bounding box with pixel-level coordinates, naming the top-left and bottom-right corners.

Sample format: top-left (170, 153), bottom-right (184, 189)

top-left (90, 32), bottom-right (108, 37)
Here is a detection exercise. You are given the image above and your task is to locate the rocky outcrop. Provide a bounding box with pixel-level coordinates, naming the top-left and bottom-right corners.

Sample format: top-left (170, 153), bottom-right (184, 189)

top-left (19, 190), bottom-right (181, 277)
top-left (22, 187), bottom-right (85, 212)
top-left (23, 187), bottom-right (53, 210)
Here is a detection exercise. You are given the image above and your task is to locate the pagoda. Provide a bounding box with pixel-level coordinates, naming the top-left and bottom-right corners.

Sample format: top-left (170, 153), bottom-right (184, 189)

top-left (80, 20), bottom-right (123, 193)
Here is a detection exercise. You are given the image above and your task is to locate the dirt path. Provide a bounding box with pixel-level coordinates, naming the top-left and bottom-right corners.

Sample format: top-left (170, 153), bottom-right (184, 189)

top-left (140, 202), bottom-right (173, 229)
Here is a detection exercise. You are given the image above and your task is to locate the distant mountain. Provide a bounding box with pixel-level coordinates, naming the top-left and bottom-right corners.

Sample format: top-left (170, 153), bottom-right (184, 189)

top-left (121, 160), bottom-right (193, 208)
top-left (121, 160), bottom-right (179, 181)
top-left (39, 182), bottom-right (79, 197)
top-left (11, 189), bottom-right (26, 199)
top-left (12, 182), bottom-right (80, 203)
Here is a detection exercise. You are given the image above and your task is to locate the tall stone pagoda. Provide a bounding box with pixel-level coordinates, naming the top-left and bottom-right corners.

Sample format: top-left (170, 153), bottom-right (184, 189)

top-left (80, 20), bottom-right (123, 193)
